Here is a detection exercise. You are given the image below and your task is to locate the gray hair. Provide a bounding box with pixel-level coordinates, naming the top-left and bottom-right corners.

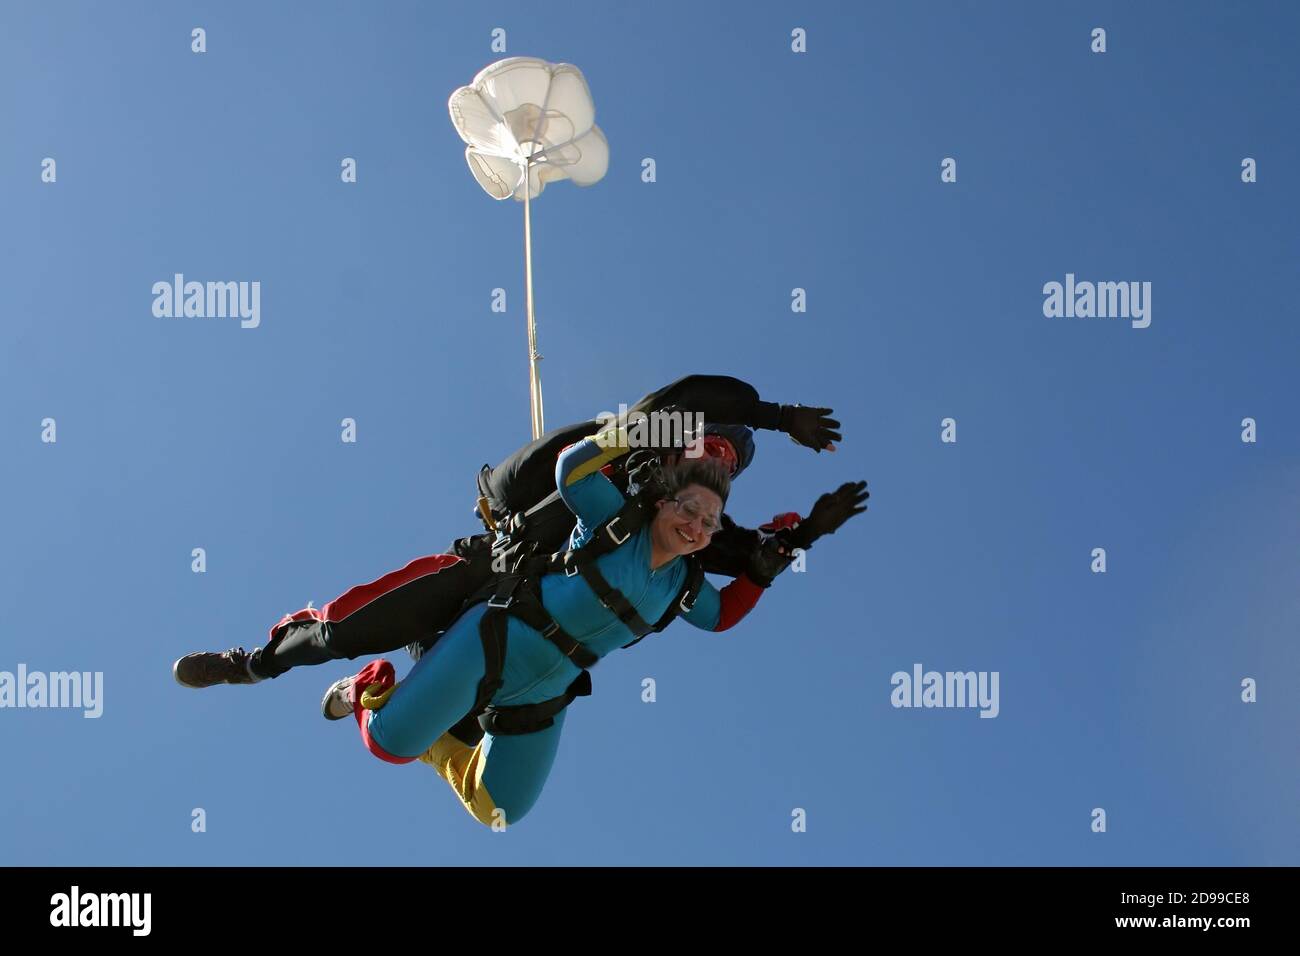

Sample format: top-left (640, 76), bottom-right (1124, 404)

top-left (661, 457), bottom-right (730, 507)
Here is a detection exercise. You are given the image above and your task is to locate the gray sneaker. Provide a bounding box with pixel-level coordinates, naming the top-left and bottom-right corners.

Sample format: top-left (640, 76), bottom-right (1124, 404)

top-left (321, 675), bottom-right (356, 721)
top-left (173, 648), bottom-right (263, 688)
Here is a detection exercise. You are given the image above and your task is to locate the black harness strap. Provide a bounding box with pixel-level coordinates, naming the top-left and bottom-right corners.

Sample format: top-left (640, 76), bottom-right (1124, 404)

top-left (470, 575), bottom-right (598, 737)
top-left (463, 467), bottom-right (704, 735)
top-left (481, 576), bottom-right (598, 668)
top-left (471, 607), bottom-right (508, 718)
top-left (622, 555), bottom-right (705, 649)
top-left (467, 574), bottom-right (525, 716)
top-left (509, 496), bottom-right (654, 578)
top-left (660, 555), bottom-right (706, 628)
top-left (478, 671), bottom-right (592, 736)
top-left (574, 561), bottom-right (654, 638)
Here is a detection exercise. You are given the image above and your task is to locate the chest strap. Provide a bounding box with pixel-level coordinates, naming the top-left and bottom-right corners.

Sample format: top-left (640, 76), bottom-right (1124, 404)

top-left (571, 560), bottom-right (655, 638)
top-left (622, 556), bottom-right (705, 649)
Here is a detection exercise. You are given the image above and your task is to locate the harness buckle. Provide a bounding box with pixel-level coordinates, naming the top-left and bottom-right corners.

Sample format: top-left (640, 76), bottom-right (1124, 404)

top-left (679, 591), bottom-right (697, 613)
top-left (487, 577), bottom-right (520, 610)
top-left (604, 516), bottom-right (630, 546)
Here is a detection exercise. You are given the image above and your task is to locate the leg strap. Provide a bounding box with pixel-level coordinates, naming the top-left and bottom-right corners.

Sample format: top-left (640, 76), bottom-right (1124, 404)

top-left (477, 671), bottom-right (593, 736)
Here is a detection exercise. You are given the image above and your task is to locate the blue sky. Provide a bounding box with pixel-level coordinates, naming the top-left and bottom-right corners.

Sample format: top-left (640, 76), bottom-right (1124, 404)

top-left (1, 0), bottom-right (1296, 865)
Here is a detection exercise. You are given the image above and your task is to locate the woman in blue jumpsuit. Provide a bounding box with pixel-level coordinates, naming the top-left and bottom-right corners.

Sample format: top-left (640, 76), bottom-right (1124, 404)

top-left (331, 426), bottom-right (771, 827)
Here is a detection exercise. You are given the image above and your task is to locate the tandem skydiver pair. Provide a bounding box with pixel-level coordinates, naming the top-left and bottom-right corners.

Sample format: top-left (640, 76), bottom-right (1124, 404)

top-left (173, 374), bottom-right (841, 703)
top-left (173, 373), bottom-right (868, 825)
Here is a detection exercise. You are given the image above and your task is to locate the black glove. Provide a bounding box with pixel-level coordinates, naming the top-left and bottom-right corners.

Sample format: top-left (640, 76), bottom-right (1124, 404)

top-left (790, 481), bottom-right (869, 549)
top-left (746, 536), bottom-right (795, 588)
top-left (778, 404), bottom-right (842, 451)
top-left (625, 449), bottom-right (668, 499)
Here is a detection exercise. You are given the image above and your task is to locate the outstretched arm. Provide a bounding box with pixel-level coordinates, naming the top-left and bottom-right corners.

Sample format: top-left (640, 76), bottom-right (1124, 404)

top-left (628, 373), bottom-right (842, 451)
top-left (783, 482), bottom-right (870, 551)
top-left (737, 483), bottom-right (870, 585)
top-left (478, 376), bottom-right (844, 535)
top-left (678, 481), bottom-right (870, 632)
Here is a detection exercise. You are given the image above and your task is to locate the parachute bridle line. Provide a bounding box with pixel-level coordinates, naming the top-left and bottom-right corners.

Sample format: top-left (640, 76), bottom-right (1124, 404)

top-left (522, 69), bottom-right (559, 441)
top-left (524, 158), bottom-right (544, 441)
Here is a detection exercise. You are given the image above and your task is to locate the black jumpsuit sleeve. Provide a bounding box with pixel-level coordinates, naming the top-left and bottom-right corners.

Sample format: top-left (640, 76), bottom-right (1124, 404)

top-left (697, 515), bottom-right (764, 577)
top-left (626, 374), bottom-right (783, 431)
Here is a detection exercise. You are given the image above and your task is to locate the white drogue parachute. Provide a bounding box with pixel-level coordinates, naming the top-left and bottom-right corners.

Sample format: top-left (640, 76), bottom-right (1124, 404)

top-left (449, 57), bottom-right (609, 441)
top-left (449, 56), bottom-right (609, 201)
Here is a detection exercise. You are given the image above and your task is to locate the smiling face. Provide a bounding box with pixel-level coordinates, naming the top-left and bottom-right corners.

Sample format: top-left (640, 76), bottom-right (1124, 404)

top-left (650, 483), bottom-right (724, 559)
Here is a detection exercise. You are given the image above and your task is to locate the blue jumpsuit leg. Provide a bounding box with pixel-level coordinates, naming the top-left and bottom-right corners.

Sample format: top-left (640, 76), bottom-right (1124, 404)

top-left (477, 711), bottom-right (567, 825)
top-left (362, 604), bottom-right (571, 824)
top-left (365, 605), bottom-right (488, 759)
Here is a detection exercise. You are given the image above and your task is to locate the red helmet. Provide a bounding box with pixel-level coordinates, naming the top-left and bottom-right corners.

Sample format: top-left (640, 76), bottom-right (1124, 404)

top-left (700, 434), bottom-right (740, 476)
